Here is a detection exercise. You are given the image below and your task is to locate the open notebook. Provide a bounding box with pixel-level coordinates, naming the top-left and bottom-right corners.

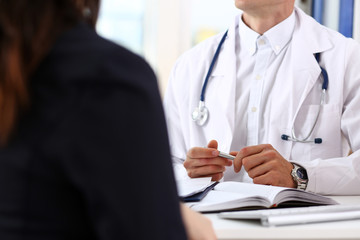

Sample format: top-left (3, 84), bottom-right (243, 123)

top-left (186, 181), bottom-right (338, 212)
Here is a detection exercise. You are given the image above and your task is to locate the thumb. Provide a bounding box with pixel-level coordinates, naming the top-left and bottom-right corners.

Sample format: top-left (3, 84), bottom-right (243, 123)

top-left (231, 151), bottom-right (242, 173)
top-left (207, 140), bottom-right (218, 149)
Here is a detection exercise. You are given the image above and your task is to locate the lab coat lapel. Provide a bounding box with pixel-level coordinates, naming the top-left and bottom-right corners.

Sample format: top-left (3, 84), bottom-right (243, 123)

top-left (290, 8), bottom-right (333, 127)
top-left (289, 41), bottom-right (320, 126)
top-left (269, 7), bottom-right (333, 160)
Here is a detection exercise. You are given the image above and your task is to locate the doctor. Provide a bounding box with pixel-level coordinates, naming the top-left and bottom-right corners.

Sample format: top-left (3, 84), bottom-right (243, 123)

top-left (164, 0), bottom-right (360, 195)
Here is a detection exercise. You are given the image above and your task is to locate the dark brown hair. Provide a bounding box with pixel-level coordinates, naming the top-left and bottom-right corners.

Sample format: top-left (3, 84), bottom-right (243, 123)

top-left (0, 0), bottom-right (100, 145)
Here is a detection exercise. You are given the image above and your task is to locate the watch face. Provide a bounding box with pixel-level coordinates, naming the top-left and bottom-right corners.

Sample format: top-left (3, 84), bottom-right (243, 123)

top-left (296, 168), bottom-right (308, 180)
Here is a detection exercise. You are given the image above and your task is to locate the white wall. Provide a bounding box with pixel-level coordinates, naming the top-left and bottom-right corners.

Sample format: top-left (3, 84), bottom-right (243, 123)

top-left (149, 0), bottom-right (192, 94)
top-left (153, 0), bottom-right (239, 95)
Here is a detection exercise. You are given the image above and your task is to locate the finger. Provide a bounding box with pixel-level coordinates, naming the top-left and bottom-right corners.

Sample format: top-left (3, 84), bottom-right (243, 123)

top-left (234, 146), bottom-right (264, 173)
top-left (207, 139), bottom-right (218, 149)
top-left (242, 148), bottom-right (278, 172)
top-left (230, 151), bottom-right (238, 156)
top-left (185, 156), bottom-right (232, 168)
top-left (252, 173), bottom-right (271, 185)
top-left (252, 171), bottom-right (288, 187)
top-left (211, 172), bottom-right (224, 182)
top-left (253, 169), bottom-right (295, 187)
top-left (238, 144), bottom-right (270, 159)
top-left (187, 147), bottom-right (219, 159)
top-left (246, 161), bottom-right (273, 179)
top-left (241, 153), bottom-right (266, 172)
top-left (200, 172), bottom-right (224, 182)
top-left (230, 151), bottom-right (242, 172)
top-left (236, 144), bottom-right (276, 172)
top-left (187, 165), bottom-right (225, 179)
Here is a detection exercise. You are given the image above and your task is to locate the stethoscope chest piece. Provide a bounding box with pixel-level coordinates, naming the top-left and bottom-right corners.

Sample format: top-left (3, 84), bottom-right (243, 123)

top-left (192, 101), bottom-right (209, 126)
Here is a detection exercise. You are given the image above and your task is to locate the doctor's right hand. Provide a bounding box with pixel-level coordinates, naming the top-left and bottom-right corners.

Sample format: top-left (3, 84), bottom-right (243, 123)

top-left (184, 140), bottom-right (233, 181)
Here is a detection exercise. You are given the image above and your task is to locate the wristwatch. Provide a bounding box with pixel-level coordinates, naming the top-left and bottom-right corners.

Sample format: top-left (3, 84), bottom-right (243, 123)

top-left (291, 163), bottom-right (308, 190)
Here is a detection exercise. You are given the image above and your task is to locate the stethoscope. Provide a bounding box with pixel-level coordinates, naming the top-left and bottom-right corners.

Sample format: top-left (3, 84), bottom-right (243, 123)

top-left (191, 30), bottom-right (228, 126)
top-left (281, 52), bottom-right (328, 144)
top-left (191, 30), bottom-right (328, 144)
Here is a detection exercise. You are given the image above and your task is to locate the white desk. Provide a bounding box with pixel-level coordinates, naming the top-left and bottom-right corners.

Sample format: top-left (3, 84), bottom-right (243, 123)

top-left (205, 196), bottom-right (360, 240)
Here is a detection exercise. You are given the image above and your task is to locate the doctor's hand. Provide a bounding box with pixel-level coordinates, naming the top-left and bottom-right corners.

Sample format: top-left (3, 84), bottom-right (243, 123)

top-left (184, 140), bottom-right (233, 181)
top-left (233, 144), bottom-right (296, 188)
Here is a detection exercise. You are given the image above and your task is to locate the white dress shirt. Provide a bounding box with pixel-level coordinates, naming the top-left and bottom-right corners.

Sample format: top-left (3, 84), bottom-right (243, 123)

top-left (225, 12), bottom-right (296, 181)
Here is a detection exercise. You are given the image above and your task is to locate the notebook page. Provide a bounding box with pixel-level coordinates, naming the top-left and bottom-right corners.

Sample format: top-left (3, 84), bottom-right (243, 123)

top-left (214, 182), bottom-right (289, 204)
top-left (189, 189), bottom-right (270, 212)
top-left (176, 177), bottom-right (212, 197)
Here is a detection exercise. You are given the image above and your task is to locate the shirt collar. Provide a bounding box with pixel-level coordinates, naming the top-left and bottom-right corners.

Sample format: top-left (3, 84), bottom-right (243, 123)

top-left (238, 10), bottom-right (296, 56)
top-left (264, 11), bottom-right (295, 55)
top-left (238, 16), bottom-right (259, 55)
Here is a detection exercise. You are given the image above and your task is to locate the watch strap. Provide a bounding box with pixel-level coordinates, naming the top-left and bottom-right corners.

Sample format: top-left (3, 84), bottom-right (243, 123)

top-left (291, 163), bottom-right (308, 190)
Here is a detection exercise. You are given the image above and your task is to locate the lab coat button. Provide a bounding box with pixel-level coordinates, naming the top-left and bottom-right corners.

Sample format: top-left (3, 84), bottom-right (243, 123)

top-left (251, 107), bottom-right (257, 112)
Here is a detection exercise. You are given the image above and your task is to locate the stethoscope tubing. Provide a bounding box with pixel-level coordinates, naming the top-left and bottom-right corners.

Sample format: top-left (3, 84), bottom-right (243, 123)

top-left (285, 53), bottom-right (328, 144)
top-left (200, 30), bottom-right (228, 102)
top-left (193, 31), bottom-right (328, 145)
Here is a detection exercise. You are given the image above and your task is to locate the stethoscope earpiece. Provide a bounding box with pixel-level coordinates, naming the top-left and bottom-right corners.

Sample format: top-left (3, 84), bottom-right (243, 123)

top-left (281, 134), bottom-right (322, 144)
top-left (281, 134), bottom-right (290, 141)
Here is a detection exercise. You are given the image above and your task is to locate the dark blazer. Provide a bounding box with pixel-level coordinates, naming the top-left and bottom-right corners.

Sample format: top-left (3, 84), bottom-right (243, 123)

top-left (0, 22), bottom-right (186, 240)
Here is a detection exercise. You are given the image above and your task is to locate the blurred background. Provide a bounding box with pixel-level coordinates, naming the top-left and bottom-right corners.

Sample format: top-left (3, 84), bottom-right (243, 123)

top-left (96, 0), bottom-right (360, 95)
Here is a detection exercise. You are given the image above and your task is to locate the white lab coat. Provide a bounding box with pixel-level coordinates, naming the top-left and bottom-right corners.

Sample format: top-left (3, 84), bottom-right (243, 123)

top-left (164, 7), bottom-right (360, 195)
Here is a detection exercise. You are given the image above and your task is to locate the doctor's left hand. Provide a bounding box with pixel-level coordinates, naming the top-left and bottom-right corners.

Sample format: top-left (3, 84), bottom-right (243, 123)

top-left (233, 144), bottom-right (296, 188)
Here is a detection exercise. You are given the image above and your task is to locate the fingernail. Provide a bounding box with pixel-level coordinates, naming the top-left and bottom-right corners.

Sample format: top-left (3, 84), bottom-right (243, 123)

top-left (212, 150), bottom-right (218, 156)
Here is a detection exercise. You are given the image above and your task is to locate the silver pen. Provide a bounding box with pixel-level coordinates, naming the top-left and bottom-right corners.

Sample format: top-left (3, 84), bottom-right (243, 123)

top-left (218, 151), bottom-right (235, 160)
